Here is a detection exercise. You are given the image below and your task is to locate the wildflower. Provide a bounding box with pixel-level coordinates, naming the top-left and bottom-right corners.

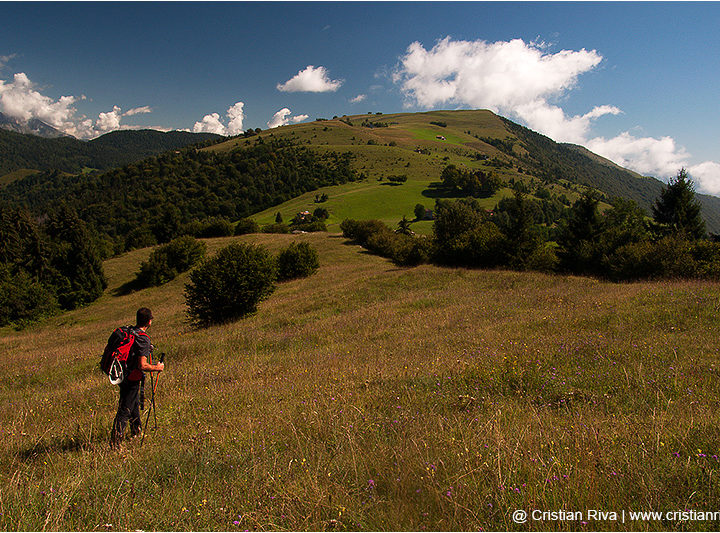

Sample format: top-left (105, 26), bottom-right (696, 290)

top-left (368, 479), bottom-right (375, 489)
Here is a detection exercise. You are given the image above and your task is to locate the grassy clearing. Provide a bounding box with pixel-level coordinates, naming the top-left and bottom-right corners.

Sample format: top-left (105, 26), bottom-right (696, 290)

top-left (2, 233), bottom-right (720, 530)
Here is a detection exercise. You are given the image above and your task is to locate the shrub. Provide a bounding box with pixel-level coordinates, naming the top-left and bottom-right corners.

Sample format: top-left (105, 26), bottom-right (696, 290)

top-left (136, 236), bottom-right (206, 287)
top-left (234, 218), bottom-right (260, 235)
top-left (313, 207), bottom-right (330, 220)
top-left (185, 243), bottom-right (277, 326)
top-left (366, 232), bottom-right (431, 267)
top-left (276, 242), bottom-right (320, 281)
top-left (340, 219), bottom-right (390, 246)
top-left (181, 217), bottom-right (234, 238)
top-left (262, 223), bottom-right (290, 234)
top-left (198, 217), bottom-right (234, 238)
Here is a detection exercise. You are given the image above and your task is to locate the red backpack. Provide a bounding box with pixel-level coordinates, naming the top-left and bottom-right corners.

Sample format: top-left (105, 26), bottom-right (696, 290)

top-left (100, 326), bottom-right (138, 385)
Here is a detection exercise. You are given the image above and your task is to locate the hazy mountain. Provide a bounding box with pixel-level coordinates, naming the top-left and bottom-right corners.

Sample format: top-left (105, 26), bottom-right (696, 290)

top-left (0, 112), bottom-right (72, 139)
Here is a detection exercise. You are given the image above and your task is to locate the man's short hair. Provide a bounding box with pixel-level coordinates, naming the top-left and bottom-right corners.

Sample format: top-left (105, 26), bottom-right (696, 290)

top-left (136, 307), bottom-right (153, 327)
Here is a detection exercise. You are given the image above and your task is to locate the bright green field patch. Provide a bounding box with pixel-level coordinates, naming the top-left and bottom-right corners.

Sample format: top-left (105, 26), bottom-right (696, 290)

top-left (408, 127), bottom-right (468, 145)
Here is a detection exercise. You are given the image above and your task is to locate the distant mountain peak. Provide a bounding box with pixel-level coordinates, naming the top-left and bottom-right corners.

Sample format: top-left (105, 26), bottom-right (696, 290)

top-left (0, 112), bottom-right (74, 139)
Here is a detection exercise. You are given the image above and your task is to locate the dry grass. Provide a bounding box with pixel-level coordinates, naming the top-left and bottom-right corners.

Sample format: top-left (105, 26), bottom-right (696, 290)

top-left (2, 232), bottom-right (720, 530)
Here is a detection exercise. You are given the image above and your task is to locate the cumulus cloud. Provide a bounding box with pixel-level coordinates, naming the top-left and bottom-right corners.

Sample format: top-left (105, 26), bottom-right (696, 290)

top-left (96, 105), bottom-right (123, 133)
top-left (350, 94), bottom-right (366, 103)
top-left (266, 108), bottom-right (309, 129)
top-left (586, 133), bottom-right (689, 179)
top-left (192, 101), bottom-right (245, 136)
top-left (192, 112), bottom-right (225, 135)
top-left (0, 72), bottom-right (79, 131)
top-left (226, 102), bottom-right (245, 135)
top-left (0, 71), bottom-right (156, 138)
top-left (688, 161), bottom-right (720, 196)
top-left (277, 65), bottom-right (343, 93)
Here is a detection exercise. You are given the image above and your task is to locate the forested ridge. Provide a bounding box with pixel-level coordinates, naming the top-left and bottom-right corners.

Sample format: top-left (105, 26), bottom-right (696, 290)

top-left (0, 128), bottom-right (222, 176)
top-left (1, 138), bottom-right (358, 250)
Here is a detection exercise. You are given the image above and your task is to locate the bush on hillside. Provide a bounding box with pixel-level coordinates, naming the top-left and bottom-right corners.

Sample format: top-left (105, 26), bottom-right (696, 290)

top-left (340, 219), bottom-right (390, 246)
top-left (366, 231), bottom-right (432, 267)
top-left (234, 218), bottom-right (260, 235)
top-left (276, 242), bottom-right (320, 281)
top-left (185, 242), bottom-right (277, 326)
top-left (136, 236), bottom-right (207, 287)
top-left (262, 222), bottom-right (290, 234)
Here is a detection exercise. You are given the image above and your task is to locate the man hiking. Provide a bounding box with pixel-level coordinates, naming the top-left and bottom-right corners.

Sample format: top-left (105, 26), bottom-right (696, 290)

top-left (110, 307), bottom-right (164, 448)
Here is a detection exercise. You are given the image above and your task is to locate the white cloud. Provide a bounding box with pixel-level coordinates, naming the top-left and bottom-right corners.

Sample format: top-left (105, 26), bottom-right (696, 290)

top-left (0, 72), bottom-right (79, 131)
top-left (395, 37), bottom-right (602, 112)
top-left (192, 101), bottom-right (245, 136)
top-left (193, 112), bottom-right (226, 135)
top-left (689, 161), bottom-right (720, 196)
top-left (0, 71), bottom-right (157, 138)
top-left (586, 132), bottom-right (689, 179)
top-left (277, 65), bottom-right (343, 93)
top-left (267, 108), bottom-right (292, 129)
top-left (124, 105), bottom-right (153, 116)
top-left (96, 105), bottom-right (123, 133)
top-left (266, 108), bottom-right (308, 129)
top-left (350, 94), bottom-right (366, 103)
top-left (226, 102), bottom-right (245, 135)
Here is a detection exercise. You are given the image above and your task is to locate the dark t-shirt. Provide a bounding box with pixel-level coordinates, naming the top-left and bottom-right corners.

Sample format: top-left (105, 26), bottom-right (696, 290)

top-left (127, 327), bottom-right (151, 381)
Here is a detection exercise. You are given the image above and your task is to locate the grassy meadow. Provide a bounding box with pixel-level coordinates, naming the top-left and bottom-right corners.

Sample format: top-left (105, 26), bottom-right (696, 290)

top-left (1, 232), bottom-right (720, 530)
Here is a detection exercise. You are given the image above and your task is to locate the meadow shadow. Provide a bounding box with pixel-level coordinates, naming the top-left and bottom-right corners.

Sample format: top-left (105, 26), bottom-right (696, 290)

top-left (422, 182), bottom-right (463, 199)
top-left (113, 277), bottom-right (144, 296)
top-left (20, 433), bottom-right (95, 461)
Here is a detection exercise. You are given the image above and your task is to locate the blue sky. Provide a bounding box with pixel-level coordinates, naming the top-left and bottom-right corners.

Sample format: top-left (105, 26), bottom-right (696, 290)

top-left (2, 2), bottom-right (720, 193)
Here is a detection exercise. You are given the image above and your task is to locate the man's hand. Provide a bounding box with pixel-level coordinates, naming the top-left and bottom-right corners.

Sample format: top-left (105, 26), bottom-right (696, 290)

top-left (155, 362), bottom-right (165, 372)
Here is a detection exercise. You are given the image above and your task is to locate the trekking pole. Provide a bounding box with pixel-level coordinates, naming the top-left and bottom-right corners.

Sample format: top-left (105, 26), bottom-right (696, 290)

top-left (141, 352), bottom-right (165, 446)
top-left (140, 373), bottom-right (154, 446)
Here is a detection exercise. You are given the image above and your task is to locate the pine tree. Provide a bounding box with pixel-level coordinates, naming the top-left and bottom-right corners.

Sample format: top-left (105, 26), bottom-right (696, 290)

top-left (652, 168), bottom-right (706, 239)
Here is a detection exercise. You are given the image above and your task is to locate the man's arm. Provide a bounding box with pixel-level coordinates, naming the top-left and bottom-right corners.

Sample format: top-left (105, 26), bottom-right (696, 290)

top-left (139, 355), bottom-right (164, 373)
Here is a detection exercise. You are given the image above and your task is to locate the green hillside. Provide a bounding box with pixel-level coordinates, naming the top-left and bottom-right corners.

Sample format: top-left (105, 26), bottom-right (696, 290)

top-left (216, 110), bottom-right (720, 233)
top-left (2, 232), bottom-right (719, 530)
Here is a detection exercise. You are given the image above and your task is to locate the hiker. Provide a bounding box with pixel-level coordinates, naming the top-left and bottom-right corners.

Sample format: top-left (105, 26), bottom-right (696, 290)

top-left (110, 307), bottom-right (164, 447)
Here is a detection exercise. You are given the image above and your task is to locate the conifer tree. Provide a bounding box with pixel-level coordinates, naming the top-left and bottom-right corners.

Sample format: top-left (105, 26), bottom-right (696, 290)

top-left (652, 168), bottom-right (706, 239)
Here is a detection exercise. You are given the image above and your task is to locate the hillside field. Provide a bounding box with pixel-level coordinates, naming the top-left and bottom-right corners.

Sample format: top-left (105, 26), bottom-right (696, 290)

top-left (1, 232), bottom-right (720, 530)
